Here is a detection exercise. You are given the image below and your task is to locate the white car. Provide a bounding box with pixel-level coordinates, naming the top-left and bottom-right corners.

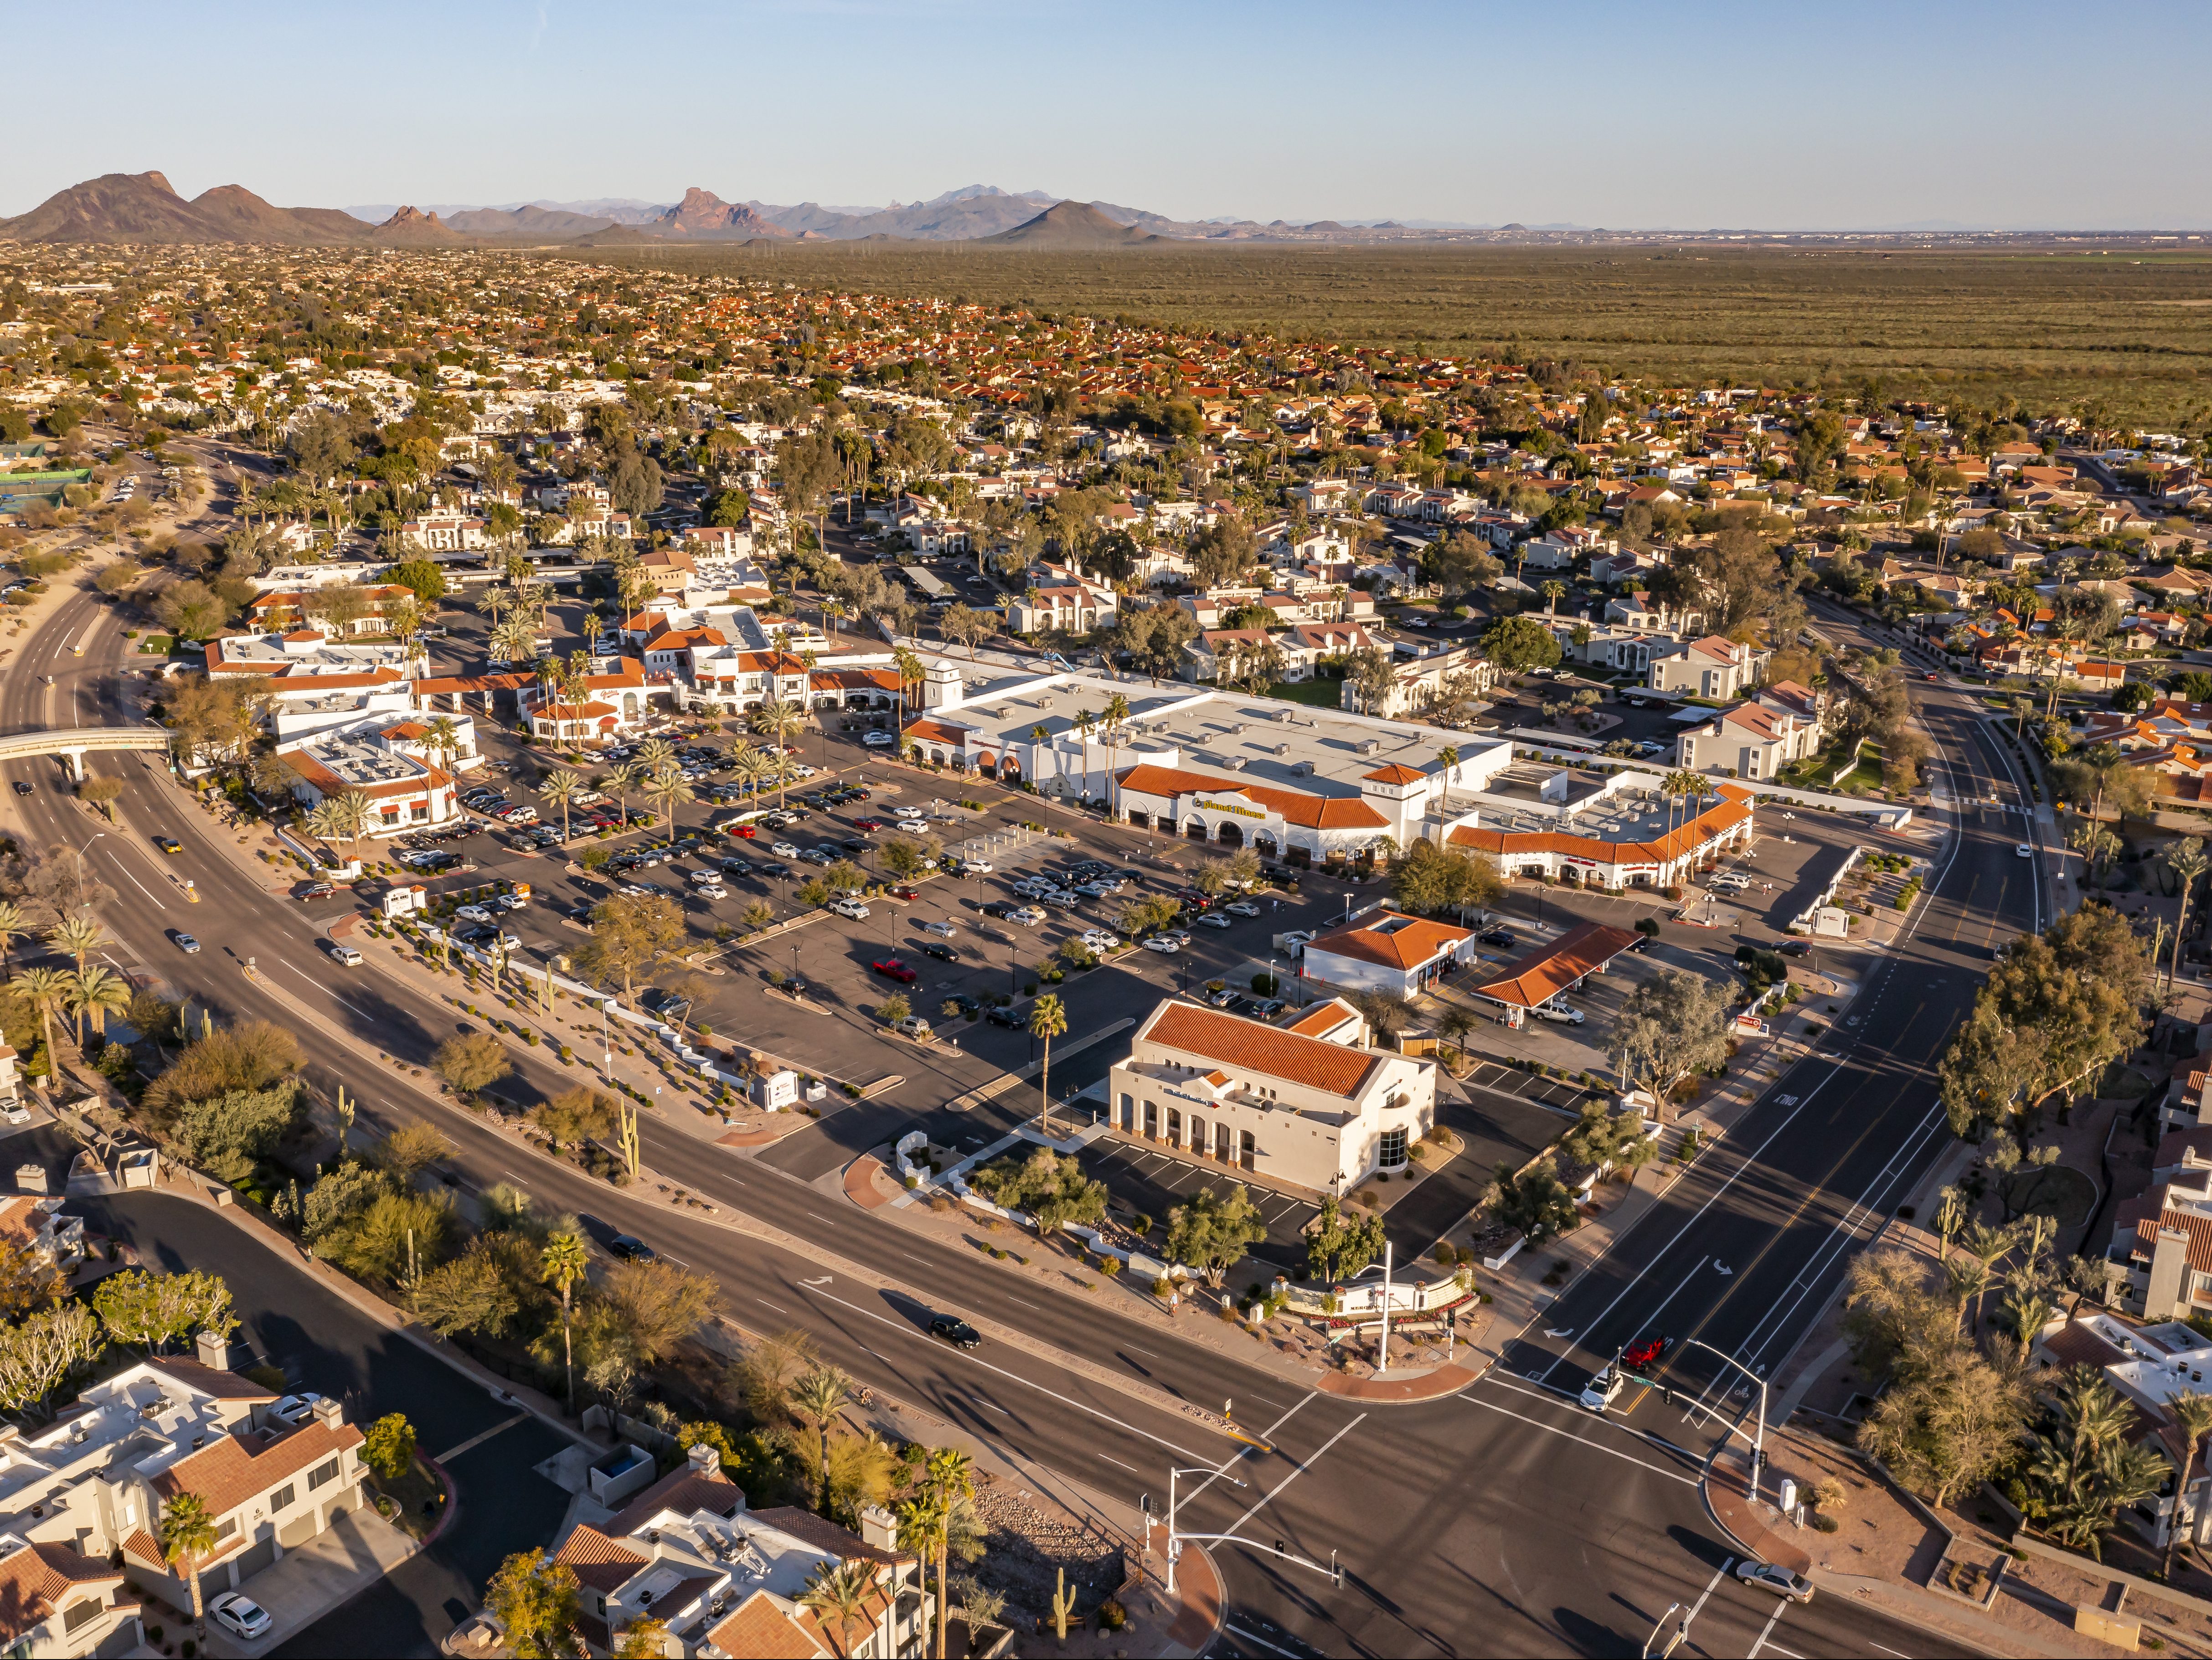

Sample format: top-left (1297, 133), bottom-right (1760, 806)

top-left (1578, 1368), bottom-right (1624, 1413)
top-left (830, 897), bottom-right (871, 920)
top-left (1224, 900), bottom-right (1262, 917)
top-left (1708, 873), bottom-right (1751, 893)
top-left (894, 805), bottom-right (928, 820)
top-left (454, 904), bottom-right (493, 923)
top-left (862, 731), bottom-right (896, 748)
top-left (271, 1391), bottom-right (324, 1427)
top-left (894, 1015), bottom-right (934, 1040)
top-left (1734, 1561), bottom-right (1815, 1603)
top-left (961, 858), bottom-right (993, 874)
top-left (1533, 1000), bottom-right (1585, 1026)
top-left (772, 841), bottom-right (801, 858)
top-left (496, 892), bottom-right (528, 910)
top-left (1194, 912), bottom-right (1233, 929)
top-left (695, 883), bottom-right (726, 900)
top-left (1008, 905), bottom-right (1047, 926)
top-left (2016, 843), bottom-right (2035, 859)
top-left (1143, 936), bottom-right (1181, 954)
top-left (210, 1591), bottom-right (274, 1640)
top-left (921, 919), bottom-right (958, 938)
top-left (1080, 929), bottom-right (1121, 952)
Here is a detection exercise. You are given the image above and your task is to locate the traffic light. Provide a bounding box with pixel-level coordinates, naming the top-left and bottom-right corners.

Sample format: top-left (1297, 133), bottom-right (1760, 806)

top-left (1755, 1449), bottom-right (1769, 1472)
top-left (1275, 1539), bottom-right (1287, 1557)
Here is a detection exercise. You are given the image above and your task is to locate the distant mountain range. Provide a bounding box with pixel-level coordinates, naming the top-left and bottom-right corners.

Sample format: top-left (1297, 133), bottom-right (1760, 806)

top-left (0, 171), bottom-right (1520, 248)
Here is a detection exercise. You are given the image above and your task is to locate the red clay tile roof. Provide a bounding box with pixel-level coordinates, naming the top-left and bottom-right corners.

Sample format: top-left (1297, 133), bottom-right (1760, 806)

top-left (1307, 914), bottom-right (1472, 972)
top-left (1143, 1004), bottom-right (1382, 1098)
top-left (2038, 1320), bottom-right (2130, 1372)
top-left (1361, 763), bottom-right (1426, 784)
top-left (1281, 998), bottom-right (1361, 1040)
top-left (1449, 787), bottom-right (1752, 867)
top-left (1470, 921), bottom-right (1645, 1010)
top-left (0, 1541), bottom-right (125, 1645)
top-left (152, 1417), bottom-right (361, 1518)
top-left (1114, 764), bottom-right (1391, 831)
top-left (705, 1588), bottom-right (828, 1659)
top-left (552, 1524), bottom-right (648, 1595)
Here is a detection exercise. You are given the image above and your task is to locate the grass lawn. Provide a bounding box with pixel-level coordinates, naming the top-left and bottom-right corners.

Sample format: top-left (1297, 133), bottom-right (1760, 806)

top-left (1263, 677), bottom-right (1346, 709)
top-left (135, 634), bottom-right (173, 655)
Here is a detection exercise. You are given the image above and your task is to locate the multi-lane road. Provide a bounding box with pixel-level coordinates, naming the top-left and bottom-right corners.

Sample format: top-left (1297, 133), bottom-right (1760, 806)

top-left (0, 555), bottom-right (2027, 1656)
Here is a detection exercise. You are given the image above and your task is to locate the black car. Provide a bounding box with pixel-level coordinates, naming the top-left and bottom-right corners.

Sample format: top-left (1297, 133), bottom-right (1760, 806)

top-left (1479, 929), bottom-right (1517, 949)
top-left (918, 942), bottom-right (959, 962)
top-left (758, 861), bottom-right (794, 879)
top-left (946, 994), bottom-right (983, 1017)
top-left (981, 901), bottom-right (1016, 920)
top-left (986, 1005), bottom-right (1025, 1028)
top-left (607, 1233), bottom-right (656, 1263)
top-left (10, 782), bottom-right (29, 796)
top-left (928, 1314), bottom-right (981, 1350)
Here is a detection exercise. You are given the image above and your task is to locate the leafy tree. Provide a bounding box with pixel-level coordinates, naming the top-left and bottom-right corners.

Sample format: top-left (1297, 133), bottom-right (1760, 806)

top-left (594, 1258), bottom-right (723, 1366)
top-left (1482, 614), bottom-right (1563, 674)
top-left (536, 1087), bottom-right (617, 1148)
top-left (485, 1548), bottom-right (580, 1660)
top-left (93, 1269), bottom-right (236, 1354)
top-left (433, 1031), bottom-right (512, 1099)
top-left (316, 1190), bottom-right (455, 1284)
top-left (614, 1616), bottom-right (672, 1659)
top-left (791, 1366), bottom-right (852, 1512)
top-left (172, 1083), bottom-right (302, 1185)
top-left (1306, 1196), bottom-right (1385, 1284)
top-left (0, 1237), bottom-right (57, 1320)
top-left (363, 1412), bottom-right (417, 1482)
top-left (579, 892), bottom-right (687, 1006)
top-left (1938, 904), bottom-right (2151, 1136)
top-left (144, 1021), bottom-right (302, 1116)
top-left (411, 1244), bottom-right (522, 1340)
top-left (1485, 1155), bottom-right (1578, 1242)
top-left (1614, 969), bottom-right (1734, 1122)
top-left (1389, 840), bottom-right (1503, 919)
top-left (1857, 1332), bottom-right (2028, 1510)
top-left (1166, 1187), bottom-right (1268, 1286)
top-left (1342, 644), bottom-right (1397, 715)
top-left (0, 1300), bottom-right (102, 1417)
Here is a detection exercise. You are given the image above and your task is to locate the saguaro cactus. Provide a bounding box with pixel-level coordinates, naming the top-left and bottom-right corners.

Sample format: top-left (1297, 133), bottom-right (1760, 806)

top-left (1050, 1567), bottom-right (1076, 1642)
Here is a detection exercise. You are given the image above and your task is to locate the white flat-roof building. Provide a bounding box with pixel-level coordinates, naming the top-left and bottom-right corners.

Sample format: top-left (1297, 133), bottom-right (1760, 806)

top-left (1109, 996), bottom-right (1434, 1192)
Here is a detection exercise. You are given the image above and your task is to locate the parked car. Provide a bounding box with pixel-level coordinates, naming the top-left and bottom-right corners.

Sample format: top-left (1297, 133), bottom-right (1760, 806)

top-left (862, 730), bottom-right (896, 748)
top-left (1479, 928), bottom-right (1517, 949)
top-left (871, 958), bottom-right (918, 983)
top-left (1195, 913), bottom-right (1233, 930)
top-left (1533, 1000), bottom-right (1585, 1026)
top-left (1079, 930), bottom-right (1121, 952)
top-left (455, 904), bottom-right (493, 923)
top-left (961, 858), bottom-right (993, 874)
top-left (830, 897), bottom-right (871, 920)
top-left (272, 1391), bottom-right (325, 1427)
top-left (894, 1015), bottom-right (935, 1041)
top-left (210, 1592), bottom-right (274, 1641)
top-left (986, 1005), bottom-right (1026, 1027)
top-left (1223, 900), bottom-right (1261, 917)
top-left (1008, 906), bottom-right (1047, 926)
top-left (1143, 936), bottom-right (1181, 954)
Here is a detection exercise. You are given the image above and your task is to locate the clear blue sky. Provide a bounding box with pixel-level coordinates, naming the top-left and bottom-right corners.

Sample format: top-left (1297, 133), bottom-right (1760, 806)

top-left (12, 0), bottom-right (2212, 229)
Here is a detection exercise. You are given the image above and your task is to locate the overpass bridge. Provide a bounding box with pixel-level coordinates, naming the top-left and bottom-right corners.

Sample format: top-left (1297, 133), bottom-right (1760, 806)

top-left (0, 727), bottom-right (171, 781)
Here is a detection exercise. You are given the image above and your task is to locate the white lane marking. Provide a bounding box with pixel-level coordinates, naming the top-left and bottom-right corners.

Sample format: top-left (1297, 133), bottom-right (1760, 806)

top-left (800, 1284), bottom-right (1215, 1463)
top-left (1006, 1296), bottom-right (1042, 1310)
top-left (1747, 1600), bottom-right (1791, 1658)
top-left (501, 1171), bottom-right (530, 1187)
top-left (902, 1253), bottom-right (931, 1266)
top-left (1222, 1413), bottom-right (1365, 1536)
top-left (1224, 1624), bottom-right (1305, 1658)
top-left (1464, 1393), bottom-right (1698, 1485)
top-left (755, 1299), bottom-right (787, 1313)
top-left (1098, 1454), bottom-right (1140, 1473)
top-left (1533, 1062), bottom-right (1849, 1383)
top-left (279, 959), bottom-right (373, 1018)
top-left (98, 846), bottom-right (166, 912)
top-left (1683, 1558), bottom-right (1734, 1633)
top-left (1173, 1392), bottom-right (1320, 1514)
top-left (1480, 1373), bottom-right (1701, 1463)
top-left (433, 1413), bottom-right (528, 1463)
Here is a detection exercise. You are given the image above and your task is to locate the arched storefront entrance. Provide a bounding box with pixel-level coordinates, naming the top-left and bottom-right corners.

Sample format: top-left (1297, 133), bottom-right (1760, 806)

top-left (1253, 833), bottom-right (1279, 859)
top-left (1185, 818), bottom-right (1208, 840)
top-left (1126, 811), bottom-right (1151, 831)
top-left (1216, 821), bottom-right (1244, 849)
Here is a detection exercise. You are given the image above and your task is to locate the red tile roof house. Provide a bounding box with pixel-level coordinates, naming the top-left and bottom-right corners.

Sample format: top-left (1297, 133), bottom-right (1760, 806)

top-left (1107, 996), bottom-right (1436, 1189)
top-left (0, 1340), bottom-right (367, 1642)
top-left (533, 1442), bottom-right (936, 1656)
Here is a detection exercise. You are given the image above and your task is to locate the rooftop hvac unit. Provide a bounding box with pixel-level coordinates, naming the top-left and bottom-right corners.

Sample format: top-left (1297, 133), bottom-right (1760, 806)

top-left (1228, 722), bottom-right (1246, 735)
top-left (1274, 708), bottom-right (1296, 722)
top-left (1356, 738), bottom-right (1381, 756)
top-left (1274, 742), bottom-right (1291, 757)
top-left (1289, 761), bottom-right (1315, 777)
top-left (1221, 757), bottom-right (1247, 770)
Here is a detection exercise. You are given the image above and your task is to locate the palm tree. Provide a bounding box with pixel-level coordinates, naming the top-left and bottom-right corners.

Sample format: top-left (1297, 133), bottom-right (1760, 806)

top-left (320, 789), bottom-right (375, 862)
top-left (425, 715), bottom-right (464, 781)
top-left (490, 617), bottom-right (537, 665)
top-left (1541, 579), bottom-right (1566, 615)
top-left (161, 1492), bottom-right (220, 1636)
top-left (1102, 691), bottom-right (1131, 815)
top-left (923, 1448), bottom-right (974, 1659)
top-left (2163, 1390), bottom-right (2212, 1579)
top-left (47, 917), bottom-right (105, 979)
top-left (727, 743), bottom-right (772, 803)
top-left (754, 701), bottom-right (807, 808)
top-left (636, 738), bottom-right (676, 778)
top-left (540, 1232), bottom-right (588, 1414)
top-left (542, 769), bottom-right (582, 842)
top-left (1029, 993), bottom-right (1069, 1136)
top-left (790, 1366), bottom-right (851, 1512)
top-left (644, 766), bottom-right (690, 837)
top-left (0, 902), bottom-right (23, 976)
top-left (1029, 723), bottom-right (1052, 825)
top-left (895, 1495), bottom-right (949, 1656)
top-left (1071, 709), bottom-right (1098, 798)
top-left (581, 610), bottom-right (606, 657)
top-left (13, 968), bottom-right (70, 1072)
top-left (601, 759), bottom-right (640, 830)
top-left (892, 645), bottom-right (928, 740)
top-left (475, 585), bottom-right (514, 627)
top-left (2169, 837), bottom-right (2209, 990)
top-left (798, 1559), bottom-right (877, 1659)
top-left (69, 965), bottom-right (130, 1049)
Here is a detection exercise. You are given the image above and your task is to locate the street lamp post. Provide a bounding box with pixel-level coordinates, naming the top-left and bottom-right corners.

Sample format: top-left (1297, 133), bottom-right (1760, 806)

top-left (72, 832), bottom-right (107, 907)
top-left (1677, 1336), bottom-right (1772, 1501)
